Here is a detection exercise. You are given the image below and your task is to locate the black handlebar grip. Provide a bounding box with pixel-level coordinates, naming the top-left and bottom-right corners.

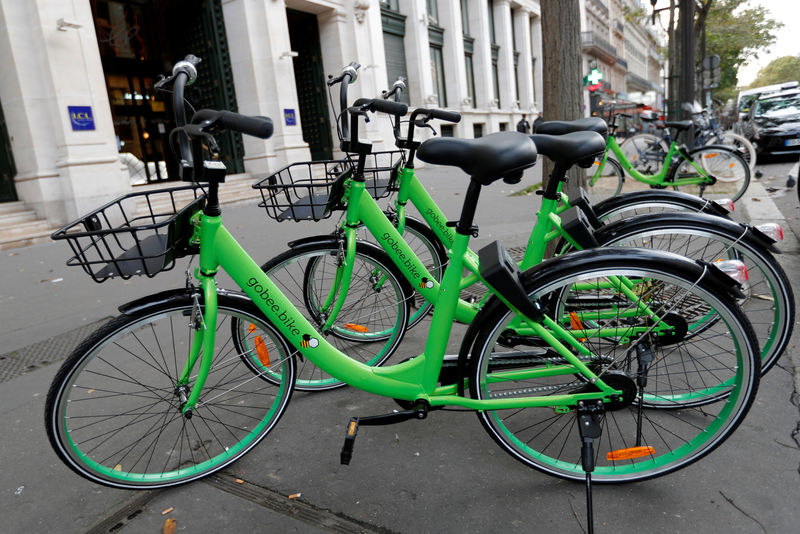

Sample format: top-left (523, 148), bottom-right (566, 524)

top-left (217, 111), bottom-right (273, 139)
top-left (428, 109), bottom-right (461, 123)
top-left (353, 98), bottom-right (408, 116)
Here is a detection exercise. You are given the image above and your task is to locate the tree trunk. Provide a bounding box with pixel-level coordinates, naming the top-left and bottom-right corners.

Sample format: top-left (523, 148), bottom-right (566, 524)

top-left (667, 0), bottom-right (678, 120)
top-left (540, 0), bottom-right (582, 257)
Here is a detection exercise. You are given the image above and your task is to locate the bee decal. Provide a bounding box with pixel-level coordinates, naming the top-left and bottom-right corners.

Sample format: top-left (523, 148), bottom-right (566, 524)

top-left (300, 334), bottom-right (319, 348)
top-left (419, 277), bottom-right (434, 289)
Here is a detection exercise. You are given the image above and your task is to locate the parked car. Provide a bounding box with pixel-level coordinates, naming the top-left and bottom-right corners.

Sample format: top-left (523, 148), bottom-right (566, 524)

top-left (741, 89), bottom-right (800, 156)
top-left (737, 81), bottom-right (799, 120)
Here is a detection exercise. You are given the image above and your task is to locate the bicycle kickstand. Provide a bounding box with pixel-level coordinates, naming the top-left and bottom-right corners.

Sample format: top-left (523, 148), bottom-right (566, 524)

top-left (577, 399), bottom-right (605, 534)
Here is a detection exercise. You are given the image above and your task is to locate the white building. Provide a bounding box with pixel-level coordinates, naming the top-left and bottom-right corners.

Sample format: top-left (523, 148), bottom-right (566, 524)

top-left (579, 0), bottom-right (665, 116)
top-left (0, 0), bottom-right (546, 241)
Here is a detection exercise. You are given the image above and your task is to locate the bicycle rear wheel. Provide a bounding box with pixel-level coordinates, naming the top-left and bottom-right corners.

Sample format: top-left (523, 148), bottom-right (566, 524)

top-left (591, 190), bottom-right (732, 225)
top-left (592, 215), bottom-right (794, 375)
top-left (45, 292), bottom-right (296, 489)
top-left (469, 251), bottom-right (759, 483)
top-left (257, 239), bottom-right (409, 391)
top-left (619, 133), bottom-right (669, 173)
top-left (672, 145), bottom-right (750, 201)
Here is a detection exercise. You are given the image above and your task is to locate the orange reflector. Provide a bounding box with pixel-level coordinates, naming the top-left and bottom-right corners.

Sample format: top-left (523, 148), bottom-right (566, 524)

top-left (703, 152), bottom-right (718, 159)
top-left (606, 446), bottom-right (655, 461)
top-left (729, 162), bottom-right (735, 168)
top-left (248, 323), bottom-right (257, 334)
top-left (347, 420), bottom-right (358, 436)
top-left (569, 312), bottom-right (587, 342)
top-left (344, 323), bottom-right (369, 333)
top-left (254, 336), bottom-right (270, 366)
top-left (593, 160), bottom-right (600, 166)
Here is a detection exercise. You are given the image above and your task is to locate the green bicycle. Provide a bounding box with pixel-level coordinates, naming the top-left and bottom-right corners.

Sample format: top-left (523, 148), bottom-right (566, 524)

top-left (254, 73), bottom-right (789, 392)
top-left (45, 58), bottom-right (760, 497)
top-left (573, 113), bottom-right (751, 204)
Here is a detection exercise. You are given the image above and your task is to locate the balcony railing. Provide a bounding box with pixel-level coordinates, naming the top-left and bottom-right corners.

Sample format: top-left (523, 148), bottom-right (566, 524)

top-left (626, 72), bottom-right (653, 92)
top-left (616, 57), bottom-right (628, 70)
top-left (581, 31), bottom-right (617, 64)
top-left (589, 0), bottom-right (609, 18)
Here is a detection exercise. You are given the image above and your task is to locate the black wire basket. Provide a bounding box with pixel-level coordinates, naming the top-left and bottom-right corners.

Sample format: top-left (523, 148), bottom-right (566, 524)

top-left (51, 186), bottom-right (206, 283)
top-left (253, 151), bottom-right (405, 222)
top-left (347, 150), bottom-right (406, 193)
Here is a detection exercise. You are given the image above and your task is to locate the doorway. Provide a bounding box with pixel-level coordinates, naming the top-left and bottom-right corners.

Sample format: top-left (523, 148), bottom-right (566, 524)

top-left (0, 101), bottom-right (17, 202)
top-left (287, 9), bottom-right (333, 161)
top-left (91, 0), bottom-right (244, 183)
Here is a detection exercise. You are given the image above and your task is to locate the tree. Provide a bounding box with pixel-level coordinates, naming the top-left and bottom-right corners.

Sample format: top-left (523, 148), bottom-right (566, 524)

top-left (703, 0), bottom-right (781, 103)
top-left (748, 56), bottom-right (800, 88)
top-left (540, 0), bottom-right (582, 257)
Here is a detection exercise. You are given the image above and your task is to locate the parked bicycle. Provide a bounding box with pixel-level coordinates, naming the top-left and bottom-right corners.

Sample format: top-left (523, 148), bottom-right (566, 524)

top-left (45, 58), bottom-right (760, 515)
top-left (255, 66), bottom-right (789, 393)
top-left (582, 111), bottom-right (751, 204)
top-left (620, 102), bottom-right (756, 177)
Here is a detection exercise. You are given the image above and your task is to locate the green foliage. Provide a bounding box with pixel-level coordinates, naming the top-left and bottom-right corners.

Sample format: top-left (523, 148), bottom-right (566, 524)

top-left (747, 56), bottom-right (800, 88)
top-left (704, 0), bottom-right (781, 102)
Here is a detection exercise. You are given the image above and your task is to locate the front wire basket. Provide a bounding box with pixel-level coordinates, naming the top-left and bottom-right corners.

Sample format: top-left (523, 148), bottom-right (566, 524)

top-left (348, 149), bottom-right (406, 194)
top-left (253, 150), bottom-right (406, 222)
top-left (51, 186), bottom-right (206, 283)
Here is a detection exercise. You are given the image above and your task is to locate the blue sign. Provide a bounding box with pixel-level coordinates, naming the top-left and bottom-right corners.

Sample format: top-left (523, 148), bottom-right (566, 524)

top-left (68, 106), bottom-right (95, 131)
top-left (284, 109), bottom-right (297, 126)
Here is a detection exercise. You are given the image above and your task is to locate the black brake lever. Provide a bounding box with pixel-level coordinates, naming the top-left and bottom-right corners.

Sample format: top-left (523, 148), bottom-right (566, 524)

top-left (154, 74), bottom-right (173, 92)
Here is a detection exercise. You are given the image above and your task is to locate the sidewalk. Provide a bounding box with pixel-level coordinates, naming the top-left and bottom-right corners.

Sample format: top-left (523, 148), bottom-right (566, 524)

top-left (0, 166), bottom-right (798, 533)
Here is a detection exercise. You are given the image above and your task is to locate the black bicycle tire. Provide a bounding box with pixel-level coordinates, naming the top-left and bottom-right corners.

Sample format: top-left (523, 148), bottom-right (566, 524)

top-left (45, 292), bottom-right (296, 489)
top-left (467, 250), bottom-right (760, 483)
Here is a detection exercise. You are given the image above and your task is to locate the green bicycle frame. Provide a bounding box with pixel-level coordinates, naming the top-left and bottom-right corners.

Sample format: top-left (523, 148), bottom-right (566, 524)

top-left (373, 166), bottom-right (670, 342)
top-left (592, 136), bottom-right (710, 188)
top-left (178, 199), bottom-right (622, 415)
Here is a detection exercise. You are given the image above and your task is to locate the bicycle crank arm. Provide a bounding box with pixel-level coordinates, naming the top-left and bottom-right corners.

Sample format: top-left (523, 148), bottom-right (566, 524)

top-left (340, 402), bottom-right (430, 465)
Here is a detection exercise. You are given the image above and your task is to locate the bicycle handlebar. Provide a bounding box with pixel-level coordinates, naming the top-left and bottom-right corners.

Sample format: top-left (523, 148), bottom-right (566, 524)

top-left (352, 97), bottom-right (408, 117)
top-left (328, 62), bottom-right (361, 145)
top-left (382, 78), bottom-right (406, 100)
top-left (421, 108), bottom-right (461, 124)
top-left (190, 109), bottom-right (273, 139)
top-left (171, 55), bottom-right (202, 179)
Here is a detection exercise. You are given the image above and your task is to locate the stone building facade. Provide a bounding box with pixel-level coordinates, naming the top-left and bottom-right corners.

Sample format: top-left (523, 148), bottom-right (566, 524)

top-left (0, 0), bottom-right (665, 232)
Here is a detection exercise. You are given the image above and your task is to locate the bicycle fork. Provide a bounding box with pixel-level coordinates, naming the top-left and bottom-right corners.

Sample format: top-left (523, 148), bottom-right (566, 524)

top-left (177, 273), bottom-right (219, 418)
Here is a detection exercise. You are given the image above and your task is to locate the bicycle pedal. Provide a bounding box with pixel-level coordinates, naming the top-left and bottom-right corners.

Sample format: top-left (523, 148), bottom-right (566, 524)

top-left (340, 417), bottom-right (359, 465)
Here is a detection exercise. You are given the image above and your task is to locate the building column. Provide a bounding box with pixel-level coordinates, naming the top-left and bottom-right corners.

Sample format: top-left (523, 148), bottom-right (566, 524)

top-left (514, 6), bottom-right (534, 112)
top-left (398, 0), bottom-right (435, 107)
top-left (0, 0), bottom-right (126, 225)
top-left (439, 0), bottom-right (468, 110)
top-left (530, 10), bottom-right (543, 112)
top-left (493, 0), bottom-right (515, 112)
top-left (222, 0), bottom-right (310, 173)
top-left (467, 0), bottom-right (493, 113)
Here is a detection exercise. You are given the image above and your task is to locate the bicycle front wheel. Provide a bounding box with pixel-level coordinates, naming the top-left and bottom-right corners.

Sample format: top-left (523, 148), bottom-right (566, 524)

top-left (672, 145), bottom-right (750, 201)
top-left (469, 251), bottom-right (759, 483)
top-left (45, 292), bottom-right (296, 489)
top-left (258, 240), bottom-right (409, 391)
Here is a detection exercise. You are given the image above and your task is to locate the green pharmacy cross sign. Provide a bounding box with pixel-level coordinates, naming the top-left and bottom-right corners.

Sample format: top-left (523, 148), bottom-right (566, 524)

top-left (584, 68), bottom-right (603, 92)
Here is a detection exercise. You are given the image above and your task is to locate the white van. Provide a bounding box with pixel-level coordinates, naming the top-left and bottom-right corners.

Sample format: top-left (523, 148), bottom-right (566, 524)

top-left (737, 81), bottom-right (800, 119)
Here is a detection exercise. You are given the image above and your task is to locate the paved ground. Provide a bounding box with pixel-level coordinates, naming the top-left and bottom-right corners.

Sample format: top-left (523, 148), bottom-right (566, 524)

top-left (0, 160), bottom-right (798, 534)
